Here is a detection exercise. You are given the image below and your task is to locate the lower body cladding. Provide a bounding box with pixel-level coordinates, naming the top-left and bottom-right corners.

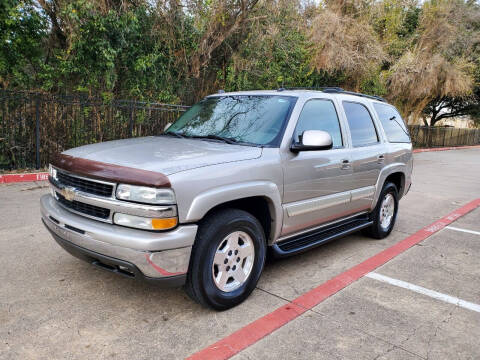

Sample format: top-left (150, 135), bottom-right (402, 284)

top-left (40, 195), bottom-right (197, 286)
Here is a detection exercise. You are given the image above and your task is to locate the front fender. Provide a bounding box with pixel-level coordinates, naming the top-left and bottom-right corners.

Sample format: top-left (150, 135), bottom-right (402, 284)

top-left (184, 181), bottom-right (283, 244)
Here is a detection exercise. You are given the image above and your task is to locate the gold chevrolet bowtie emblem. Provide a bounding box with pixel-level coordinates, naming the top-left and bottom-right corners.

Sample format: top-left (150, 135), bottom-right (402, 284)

top-left (61, 186), bottom-right (76, 201)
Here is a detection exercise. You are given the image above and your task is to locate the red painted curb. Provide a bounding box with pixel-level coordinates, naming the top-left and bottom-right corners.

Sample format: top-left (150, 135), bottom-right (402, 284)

top-left (187, 198), bottom-right (480, 360)
top-left (0, 172), bottom-right (49, 184)
top-left (413, 145), bottom-right (480, 153)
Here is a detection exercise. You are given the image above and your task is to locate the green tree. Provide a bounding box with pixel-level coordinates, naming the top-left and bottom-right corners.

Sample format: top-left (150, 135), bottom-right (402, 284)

top-left (0, 0), bottom-right (478, 127)
top-left (0, 0), bottom-right (47, 88)
top-left (225, 0), bottom-right (313, 90)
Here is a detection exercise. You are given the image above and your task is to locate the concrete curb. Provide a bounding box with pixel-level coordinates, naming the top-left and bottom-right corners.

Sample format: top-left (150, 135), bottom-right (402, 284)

top-left (413, 145), bottom-right (480, 153)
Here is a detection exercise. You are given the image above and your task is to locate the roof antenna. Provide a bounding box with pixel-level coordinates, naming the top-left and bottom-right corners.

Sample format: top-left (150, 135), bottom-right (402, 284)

top-left (218, 89), bottom-right (225, 94)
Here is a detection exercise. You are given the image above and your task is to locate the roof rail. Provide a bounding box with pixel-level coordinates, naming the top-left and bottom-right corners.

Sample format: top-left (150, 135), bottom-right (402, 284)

top-left (331, 89), bottom-right (386, 102)
top-left (318, 87), bottom-right (345, 92)
top-left (277, 86), bottom-right (327, 91)
top-left (276, 86), bottom-right (386, 102)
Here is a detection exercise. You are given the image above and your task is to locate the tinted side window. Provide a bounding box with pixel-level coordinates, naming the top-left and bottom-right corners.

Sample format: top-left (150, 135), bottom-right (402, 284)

top-left (293, 99), bottom-right (343, 147)
top-left (343, 102), bottom-right (379, 147)
top-left (373, 103), bottom-right (411, 143)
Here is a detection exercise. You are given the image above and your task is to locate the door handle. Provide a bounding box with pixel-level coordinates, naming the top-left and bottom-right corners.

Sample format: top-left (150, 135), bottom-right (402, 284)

top-left (341, 159), bottom-right (351, 170)
top-left (377, 154), bottom-right (385, 163)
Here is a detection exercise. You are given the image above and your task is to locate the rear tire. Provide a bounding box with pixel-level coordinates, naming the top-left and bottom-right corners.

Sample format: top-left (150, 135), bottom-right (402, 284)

top-left (185, 208), bottom-right (266, 310)
top-left (363, 182), bottom-right (399, 239)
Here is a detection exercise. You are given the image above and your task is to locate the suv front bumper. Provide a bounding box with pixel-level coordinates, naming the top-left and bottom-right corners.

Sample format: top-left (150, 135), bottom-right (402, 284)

top-left (40, 194), bottom-right (197, 286)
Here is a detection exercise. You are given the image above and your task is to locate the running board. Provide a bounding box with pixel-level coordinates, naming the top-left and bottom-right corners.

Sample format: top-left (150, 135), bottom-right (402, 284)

top-left (272, 216), bottom-right (373, 258)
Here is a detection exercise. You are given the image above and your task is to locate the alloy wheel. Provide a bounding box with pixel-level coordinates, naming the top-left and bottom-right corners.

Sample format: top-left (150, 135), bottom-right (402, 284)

top-left (211, 231), bottom-right (255, 292)
top-left (379, 193), bottom-right (395, 230)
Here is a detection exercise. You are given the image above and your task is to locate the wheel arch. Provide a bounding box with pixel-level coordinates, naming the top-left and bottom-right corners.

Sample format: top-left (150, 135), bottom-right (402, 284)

top-left (183, 181), bottom-right (283, 244)
top-left (384, 172), bottom-right (405, 197)
top-left (373, 164), bottom-right (407, 208)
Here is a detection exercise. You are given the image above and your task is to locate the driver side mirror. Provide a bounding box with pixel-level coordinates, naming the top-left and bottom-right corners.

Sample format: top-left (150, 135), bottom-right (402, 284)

top-left (290, 130), bottom-right (333, 153)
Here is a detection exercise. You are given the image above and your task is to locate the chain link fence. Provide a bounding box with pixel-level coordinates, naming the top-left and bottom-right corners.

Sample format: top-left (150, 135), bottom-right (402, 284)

top-left (408, 125), bottom-right (480, 148)
top-left (0, 91), bottom-right (189, 171)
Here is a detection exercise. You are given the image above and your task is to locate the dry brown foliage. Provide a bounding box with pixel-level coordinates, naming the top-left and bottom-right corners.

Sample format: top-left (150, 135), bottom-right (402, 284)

top-left (387, 0), bottom-right (479, 121)
top-left (388, 52), bottom-right (473, 118)
top-left (309, 7), bottom-right (386, 90)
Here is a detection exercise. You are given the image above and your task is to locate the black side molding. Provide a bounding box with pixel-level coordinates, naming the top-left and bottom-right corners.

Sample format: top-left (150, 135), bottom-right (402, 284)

top-left (272, 216), bottom-right (373, 258)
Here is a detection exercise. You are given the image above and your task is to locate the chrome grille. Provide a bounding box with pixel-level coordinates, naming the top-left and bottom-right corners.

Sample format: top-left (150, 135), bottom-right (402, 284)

top-left (56, 170), bottom-right (113, 197)
top-left (56, 192), bottom-right (110, 219)
top-left (49, 166), bottom-right (177, 224)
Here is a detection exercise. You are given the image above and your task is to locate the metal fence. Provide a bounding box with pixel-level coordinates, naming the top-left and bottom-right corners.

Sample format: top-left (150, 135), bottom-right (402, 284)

top-left (0, 91), bottom-right (189, 170)
top-left (408, 125), bottom-right (480, 148)
top-left (1, 91), bottom-right (479, 171)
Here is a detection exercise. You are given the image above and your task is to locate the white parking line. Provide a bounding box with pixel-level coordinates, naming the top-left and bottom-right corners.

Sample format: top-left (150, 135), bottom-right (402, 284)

top-left (365, 272), bottom-right (480, 313)
top-left (445, 226), bottom-right (480, 236)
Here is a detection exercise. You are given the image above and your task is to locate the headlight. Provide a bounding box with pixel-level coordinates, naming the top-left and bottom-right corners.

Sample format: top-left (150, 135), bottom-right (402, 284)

top-left (116, 184), bottom-right (175, 205)
top-left (49, 164), bottom-right (58, 180)
top-left (113, 213), bottom-right (178, 230)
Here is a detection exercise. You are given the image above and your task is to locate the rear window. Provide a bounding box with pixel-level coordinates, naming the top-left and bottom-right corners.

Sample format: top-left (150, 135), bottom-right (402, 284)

top-left (373, 103), bottom-right (411, 143)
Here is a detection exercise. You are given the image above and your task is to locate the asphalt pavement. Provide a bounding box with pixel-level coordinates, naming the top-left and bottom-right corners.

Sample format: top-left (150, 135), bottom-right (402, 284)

top-left (1, 148), bottom-right (479, 360)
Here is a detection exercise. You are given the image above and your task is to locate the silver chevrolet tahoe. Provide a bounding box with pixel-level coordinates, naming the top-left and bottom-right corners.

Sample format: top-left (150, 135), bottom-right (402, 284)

top-left (41, 88), bottom-right (413, 310)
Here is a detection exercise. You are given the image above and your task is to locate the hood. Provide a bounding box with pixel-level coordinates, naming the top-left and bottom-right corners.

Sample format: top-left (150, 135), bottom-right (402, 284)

top-left (62, 136), bottom-right (262, 175)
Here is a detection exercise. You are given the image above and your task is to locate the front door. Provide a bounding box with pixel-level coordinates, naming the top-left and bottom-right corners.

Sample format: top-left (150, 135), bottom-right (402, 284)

top-left (281, 98), bottom-right (354, 237)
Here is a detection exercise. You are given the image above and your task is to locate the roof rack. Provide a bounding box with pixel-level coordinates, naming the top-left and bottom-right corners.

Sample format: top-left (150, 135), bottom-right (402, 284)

top-left (277, 87), bottom-right (386, 102)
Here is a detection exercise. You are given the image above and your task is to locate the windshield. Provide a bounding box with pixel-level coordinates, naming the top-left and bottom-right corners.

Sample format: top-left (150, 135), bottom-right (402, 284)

top-left (165, 95), bottom-right (297, 146)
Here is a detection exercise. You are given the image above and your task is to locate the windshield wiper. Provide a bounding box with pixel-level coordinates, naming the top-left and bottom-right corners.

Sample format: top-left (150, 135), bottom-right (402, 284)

top-left (193, 134), bottom-right (239, 144)
top-left (163, 131), bottom-right (185, 139)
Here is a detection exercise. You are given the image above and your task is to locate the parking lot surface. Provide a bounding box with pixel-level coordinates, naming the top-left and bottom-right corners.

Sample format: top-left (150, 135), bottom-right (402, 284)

top-left (1, 148), bottom-right (479, 360)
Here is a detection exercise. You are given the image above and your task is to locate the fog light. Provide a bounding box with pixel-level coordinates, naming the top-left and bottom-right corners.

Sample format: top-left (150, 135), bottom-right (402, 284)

top-left (113, 213), bottom-right (178, 231)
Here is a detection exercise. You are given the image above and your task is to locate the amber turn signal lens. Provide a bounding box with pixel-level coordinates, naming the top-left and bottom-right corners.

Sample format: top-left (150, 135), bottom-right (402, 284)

top-left (151, 217), bottom-right (178, 230)
top-left (113, 213), bottom-right (178, 230)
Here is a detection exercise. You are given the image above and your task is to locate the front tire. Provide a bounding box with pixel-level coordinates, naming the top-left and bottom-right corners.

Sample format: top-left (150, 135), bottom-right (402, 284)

top-left (364, 182), bottom-right (399, 239)
top-left (185, 208), bottom-right (266, 310)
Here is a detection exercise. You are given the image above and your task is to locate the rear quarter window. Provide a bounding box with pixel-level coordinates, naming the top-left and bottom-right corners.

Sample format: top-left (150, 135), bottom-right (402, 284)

top-left (373, 103), bottom-right (411, 143)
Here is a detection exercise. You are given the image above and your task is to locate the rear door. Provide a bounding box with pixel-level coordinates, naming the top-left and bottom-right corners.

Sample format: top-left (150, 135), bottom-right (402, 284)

top-left (341, 100), bottom-right (387, 212)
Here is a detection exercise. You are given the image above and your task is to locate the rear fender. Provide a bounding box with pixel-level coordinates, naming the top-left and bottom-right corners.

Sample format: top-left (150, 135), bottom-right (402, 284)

top-left (373, 163), bottom-right (407, 208)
